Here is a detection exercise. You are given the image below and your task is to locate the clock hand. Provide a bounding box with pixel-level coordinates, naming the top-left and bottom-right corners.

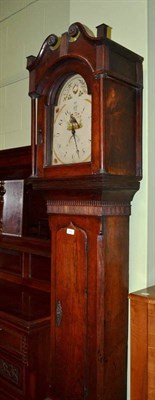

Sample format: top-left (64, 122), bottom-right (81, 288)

top-left (71, 126), bottom-right (80, 158)
top-left (68, 114), bottom-right (80, 158)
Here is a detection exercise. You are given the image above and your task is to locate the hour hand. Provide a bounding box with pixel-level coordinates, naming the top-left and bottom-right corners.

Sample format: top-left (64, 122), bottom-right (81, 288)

top-left (70, 125), bottom-right (79, 158)
top-left (72, 131), bottom-right (80, 158)
top-left (71, 125), bottom-right (76, 136)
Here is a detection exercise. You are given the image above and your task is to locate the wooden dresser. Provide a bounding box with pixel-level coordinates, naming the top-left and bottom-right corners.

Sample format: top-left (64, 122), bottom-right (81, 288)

top-left (0, 146), bottom-right (51, 400)
top-left (129, 286), bottom-right (155, 400)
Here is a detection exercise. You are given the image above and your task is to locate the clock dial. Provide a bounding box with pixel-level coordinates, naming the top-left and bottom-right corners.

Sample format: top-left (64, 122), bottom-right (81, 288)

top-left (51, 74), bottom-right (92, 165)
top-left (57, 74), bottom-right (88, 104)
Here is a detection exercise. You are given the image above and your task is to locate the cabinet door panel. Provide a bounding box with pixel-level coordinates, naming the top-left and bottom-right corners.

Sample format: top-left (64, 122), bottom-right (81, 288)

top-left (0, 352), bottom-right (23, 392)
top-left (54, 223), bottom-right (88, 399)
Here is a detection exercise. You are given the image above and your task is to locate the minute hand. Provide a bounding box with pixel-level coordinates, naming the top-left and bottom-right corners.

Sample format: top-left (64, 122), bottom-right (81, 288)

top-left (71, 126), bottom-right (80, 158)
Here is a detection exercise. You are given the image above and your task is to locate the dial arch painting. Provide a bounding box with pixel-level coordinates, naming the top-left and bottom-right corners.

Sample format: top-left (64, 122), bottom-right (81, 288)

top-left (51, 74), bottom-right (92, 165)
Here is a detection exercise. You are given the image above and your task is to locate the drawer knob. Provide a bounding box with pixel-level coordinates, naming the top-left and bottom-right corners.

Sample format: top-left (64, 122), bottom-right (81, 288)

top-left (0, 328), bottom-right (3, 332)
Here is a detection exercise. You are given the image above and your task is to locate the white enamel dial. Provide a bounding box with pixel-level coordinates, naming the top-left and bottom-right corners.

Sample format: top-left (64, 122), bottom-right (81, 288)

top-left (51, 74), bottom-right (92, 165)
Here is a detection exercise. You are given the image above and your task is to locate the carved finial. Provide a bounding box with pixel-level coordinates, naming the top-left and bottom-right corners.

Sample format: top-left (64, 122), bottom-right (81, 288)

top-left (96, 23), bottom-right (112, 39)
top-left (47, 34), bottom-right (58, 47)
top-left (68, 23), bottom-right (79, 38)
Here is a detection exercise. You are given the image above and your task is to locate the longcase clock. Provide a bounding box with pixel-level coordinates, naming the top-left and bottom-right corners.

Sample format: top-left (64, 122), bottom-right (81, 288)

top-left (27, 22), bottom-right (143, 400)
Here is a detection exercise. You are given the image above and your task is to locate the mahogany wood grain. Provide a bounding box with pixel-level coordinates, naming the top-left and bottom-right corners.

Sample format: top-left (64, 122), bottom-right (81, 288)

top-left (0, 280), bottom-right (50, 399)
top-left (2, 180), bottom-right (24, 236)
top-left (0, 146), bottom-right (31, 179)
top-left (129, 295), bottom-right (148, 399)
top-left (148, 303), bottom-right (155, 399)
top-left (0, 20), bottom-right (143, 400)
top-left (0, 235), bottom-right (50, 291)
top-left (55, 222), bottom-right (87, 399)
top-left (129, 286), bottom-right (155, 400)
top-left (0, 146), bottom-right (51, 399)
top-left (25, 21), bottom-right (143, 400)
top-left (48, 206), bottom-right (130, 400)
top-left (27, 22), bottom-right (143, 181)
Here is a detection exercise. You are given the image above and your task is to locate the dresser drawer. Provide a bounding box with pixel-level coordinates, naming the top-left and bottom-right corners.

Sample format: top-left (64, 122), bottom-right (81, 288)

top-left (0, 351), bottom-right (23, 393)
top-left (0, 325), bottom-right (22, 356)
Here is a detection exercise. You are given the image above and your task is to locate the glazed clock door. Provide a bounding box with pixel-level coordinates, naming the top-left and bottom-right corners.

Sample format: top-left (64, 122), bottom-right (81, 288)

top-left (52, 219), bottom-right (88, 400)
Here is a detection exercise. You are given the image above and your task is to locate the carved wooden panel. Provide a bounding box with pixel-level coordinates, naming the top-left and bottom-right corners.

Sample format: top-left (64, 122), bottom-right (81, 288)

top-left (2, 181), bottom-right (24, 236)
top-left (0, 352), bottom-right (23, 390)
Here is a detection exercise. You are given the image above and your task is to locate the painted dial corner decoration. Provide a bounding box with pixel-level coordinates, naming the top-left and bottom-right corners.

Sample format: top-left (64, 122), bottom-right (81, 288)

top-left (51, 74), bottom-right (92, 165)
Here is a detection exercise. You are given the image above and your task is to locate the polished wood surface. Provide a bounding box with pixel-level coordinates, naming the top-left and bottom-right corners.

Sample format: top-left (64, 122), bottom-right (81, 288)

top-left (0, 146), bottom-right (51, 399)
top-left (0, 280), bottom-right (50, 321)
top-left (129, 286), bottom-right (155, 400)
top-left (48, 210), bottom-right (129, 400)
top-left (0, 146), bottom-right (31, 179)
top-left (0, 21), bottom-right (143, 400)
top-left (0, 280), bottom-right (50, 400)
top-left (27, 22), bottom-right (143, 181)
top-left (26, 22), bottom-right (143, 400)
top-left (52, 218), bottom-right (88, 399)
top-left (0, 235), bottom-right (50, 291)
top-left (2, 180), bottom-right (24, 236)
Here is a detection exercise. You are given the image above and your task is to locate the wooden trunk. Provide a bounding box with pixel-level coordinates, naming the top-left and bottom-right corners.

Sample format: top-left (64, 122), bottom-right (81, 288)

top-left (47, 202), bottom-right (130, 400)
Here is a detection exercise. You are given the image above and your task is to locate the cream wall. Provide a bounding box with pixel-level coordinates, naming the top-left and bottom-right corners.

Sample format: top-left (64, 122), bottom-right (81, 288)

top-left (147, 0), bottom-right (155, 284)
top-left (70, 0), bottom-right (148, 292)
top-left (70, 4), bottom-right (148, 400)
top-left (69, 4), bottom-right (148, 400)
top-left (0, 1), bottom-right (149, 399)
top-left (0, 0), bottom-right (70, 148)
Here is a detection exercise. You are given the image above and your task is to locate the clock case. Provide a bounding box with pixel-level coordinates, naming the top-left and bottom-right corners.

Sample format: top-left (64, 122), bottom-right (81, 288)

top-left (27, 22), bottom-right (143, 184)
top-left (26, 23), bottom-right (143, 400)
